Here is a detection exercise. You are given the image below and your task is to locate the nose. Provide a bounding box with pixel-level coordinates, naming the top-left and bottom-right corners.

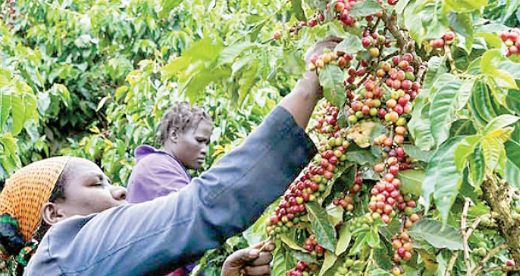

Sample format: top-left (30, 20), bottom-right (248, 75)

top-left (201, 145), bottom-right (208, 155)
top-left (110, 186), bottom-right (127, 201)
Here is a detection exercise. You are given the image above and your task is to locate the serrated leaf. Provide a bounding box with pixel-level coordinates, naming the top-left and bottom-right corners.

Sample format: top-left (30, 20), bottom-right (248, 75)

top-left (348, 0), bottom-right (382, 17)
top-left (306, 202), bottom-right (337, 252)
top-left (319, 251), bottom-right (338, 276)
top-left (453, 135), bottom-right (482, 171)
top-left (422, 137), bottom-right (465, 225)
top-left (336, 224), bottom-right (351, 255)
top-left (398, 169), bottom-right (424, 197)
top-left (408, 219), bottom-right (463, 250)
top-left (290, 0), bottom-right (307, 21)
top-left (319, 65), bottom-right (346, 106)
top-left (429, 76), bottom-right (463, 146)
top-left (401, 144), bottom-right (433, 162)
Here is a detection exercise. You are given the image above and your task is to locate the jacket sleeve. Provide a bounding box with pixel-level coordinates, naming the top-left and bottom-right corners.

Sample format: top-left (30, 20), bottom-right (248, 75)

top-left (39, 106), bottom-right (317, 276)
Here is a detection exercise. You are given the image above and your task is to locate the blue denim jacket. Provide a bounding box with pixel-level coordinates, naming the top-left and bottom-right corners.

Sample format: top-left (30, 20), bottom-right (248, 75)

top-left (24, 106), bottom-right (316, 276)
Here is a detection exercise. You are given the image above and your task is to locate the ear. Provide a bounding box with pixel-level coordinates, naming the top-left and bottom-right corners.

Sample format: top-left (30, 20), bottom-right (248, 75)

top-left (169, 128), bottom-right (179, 143)
top-left (41, 202), bottom-right (67, 226)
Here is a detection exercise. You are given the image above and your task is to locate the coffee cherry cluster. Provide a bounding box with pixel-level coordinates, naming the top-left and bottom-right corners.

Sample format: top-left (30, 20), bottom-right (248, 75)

top-left (314, 101), bottom-right (341, 134)
top-left (391, 231), bottom-right (413, 262)
top-left (499, 29), bottom-right (520, 56)
top-left (286, 261), bottom-right (319, 276)
top-left (429, 29), bottom-right (456, 49)
top-left (471, 241), bottom-right (488, 258)
top-left (332, 193), bottom-right (355, 211)
top-left (266, 103), bottom-right (350, 237)
top-left (333, 258), bottom-right (367, 276)
top-left (304, 234), bottom-right (325, 257)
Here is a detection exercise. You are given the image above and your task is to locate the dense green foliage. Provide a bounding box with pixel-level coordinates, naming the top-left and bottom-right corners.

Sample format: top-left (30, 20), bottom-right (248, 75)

top-left (2, 0), bottom-right (520, 275)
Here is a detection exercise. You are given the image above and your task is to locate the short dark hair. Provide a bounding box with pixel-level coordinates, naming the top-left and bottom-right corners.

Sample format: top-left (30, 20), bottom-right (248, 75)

top-left (157, 102), bottom-right (212, 144)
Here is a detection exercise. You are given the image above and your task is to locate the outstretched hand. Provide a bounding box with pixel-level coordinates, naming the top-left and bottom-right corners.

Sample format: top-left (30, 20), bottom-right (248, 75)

top-left (304, 36), bottom-right (343, 65)
top-left (221, 241), bottom-right (275, 276)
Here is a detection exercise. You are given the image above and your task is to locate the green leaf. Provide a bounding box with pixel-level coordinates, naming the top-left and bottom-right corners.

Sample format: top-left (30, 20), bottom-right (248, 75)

top-left (428, 76), bottom-right (463, 146)
top-left (271, 247), bottom-right (288, 276)
top-left (366, 229), bottom-right (380, 248)
top-left (453, 135), bottom-right (482, 171)
top-left (336, 224), bottom-right (352, 255)
top-left (161, 57), bottom-right (191, 80)
top-left (481, 50), bottom-right (518, 90)
top-left (422, 137), bottom-right (465, 225)
top-left (457, 79), bottom-right (475, 110)
top-left (470, 80), bottom-right (497, 123)
top-left (292, 251), bottom-right (317, 263)
top-left (345, 149), bottom-right (376, 165)
top-left (11, 94), bottom-right (25, 136)
top-left (398, 169), bottom-right (424, 197)
top-left (0, 133), bottom-right (17, 155)
top-left (369, 269), bottom-right (393, 276)
top-left (349, 232), bottom-right (367, 255)
top-left (280, 233), bottom-right (307, 252)
top-left (401, 144), bottom-right (433, 162)
top-left (445, 0), bottom-right (486, 12)
top-left (394, 0), bottom-right (411, 15)
top-left (481, 138), bottom-right (504, 173)
top-left (158, 0), bottom-right (184, 18)
top-left (348, 0), bottom-right (382, 17)
top-left (422, 56), bottom-right (448, 95)
top-left (469, 145), bottom-right (485, 187)
top-left (290, 0), bottom-right (307, 21)
top-left (319, 65), bottom-right (346, 107)
top-left (408, 219), bottom-right (463, 250)
top-left (0, 93), bottom-right (11, 130)
top-left (319, 251), bottom-right (338, 276)
top-left (334, 34), bottom-right (364, 55)
top-left (306, 202), bottom-right (337, 252)
top-left (483, 114), bottom-right (520, 136)
top-left (326, 204), bottom-right (344, 226)
top-left (446, 12), bottom-right (473, 53)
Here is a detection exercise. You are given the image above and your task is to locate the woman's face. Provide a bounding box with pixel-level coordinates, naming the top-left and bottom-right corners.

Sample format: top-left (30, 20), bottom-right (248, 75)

top-left (51, 158), bottom-right (127, 220)
top-left (168, 120), bottom-right (212, 170)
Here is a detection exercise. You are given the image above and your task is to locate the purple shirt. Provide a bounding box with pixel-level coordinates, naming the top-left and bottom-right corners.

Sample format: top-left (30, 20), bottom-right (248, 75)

top-left (126, 145), bottom-right (191, 203)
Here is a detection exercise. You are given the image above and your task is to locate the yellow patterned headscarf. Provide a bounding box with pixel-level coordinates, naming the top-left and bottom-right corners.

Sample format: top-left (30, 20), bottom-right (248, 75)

top-left (0, 156), bottom-right (70, 242)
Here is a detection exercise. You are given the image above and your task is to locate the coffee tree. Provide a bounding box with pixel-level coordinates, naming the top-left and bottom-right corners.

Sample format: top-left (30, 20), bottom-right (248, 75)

top-left (2, 0), bottom-right (520, 275)
top-left (230, 0), bottom-right (520, 275)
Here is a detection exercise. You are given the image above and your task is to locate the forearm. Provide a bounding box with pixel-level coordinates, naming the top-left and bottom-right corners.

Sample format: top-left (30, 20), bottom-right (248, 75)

top-left (279, 71), bottom-right (321, 129)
